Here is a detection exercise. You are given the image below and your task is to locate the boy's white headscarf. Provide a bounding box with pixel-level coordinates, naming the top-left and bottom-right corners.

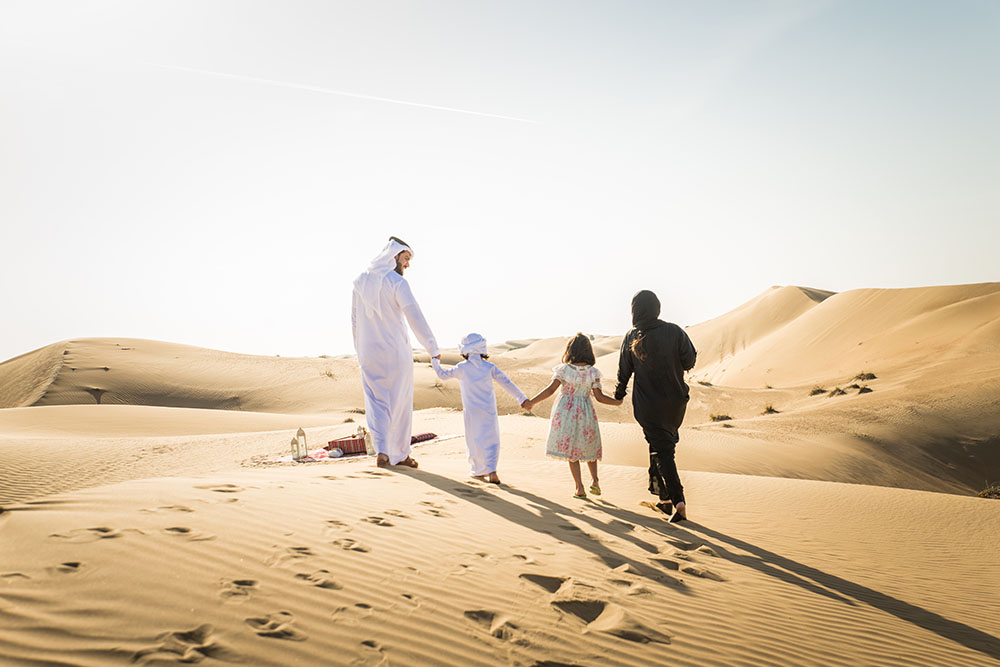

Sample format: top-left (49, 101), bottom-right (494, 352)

top-left (459, 333), bottom-right (488, 363)
top-left (353, 239), bottom-right (412, 319)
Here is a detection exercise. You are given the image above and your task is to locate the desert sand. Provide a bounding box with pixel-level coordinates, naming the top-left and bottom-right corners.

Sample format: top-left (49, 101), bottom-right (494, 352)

top-left (2, 283), bottom-right (999, 665)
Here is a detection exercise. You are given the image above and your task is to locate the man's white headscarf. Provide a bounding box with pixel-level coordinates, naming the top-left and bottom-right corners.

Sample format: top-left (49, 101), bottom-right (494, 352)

top-left (353, 239), bottom-right (413, 319)
top-left (459, 333), bottom-right (488, 362)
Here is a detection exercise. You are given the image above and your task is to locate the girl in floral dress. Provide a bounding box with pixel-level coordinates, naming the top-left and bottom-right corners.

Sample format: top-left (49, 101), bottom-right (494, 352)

top-left (524, 333), bottom-right (622, 498)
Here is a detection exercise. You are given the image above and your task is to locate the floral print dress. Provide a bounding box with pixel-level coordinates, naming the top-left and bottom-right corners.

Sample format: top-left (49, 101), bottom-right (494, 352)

top-left (545, 364), bottom-right (603, 462)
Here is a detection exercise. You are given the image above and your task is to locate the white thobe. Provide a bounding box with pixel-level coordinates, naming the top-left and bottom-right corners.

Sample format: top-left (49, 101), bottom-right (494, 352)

top-left (353, 271), bottom-right (439, 464)
top-left (431, 356), bottom-right (527, 476)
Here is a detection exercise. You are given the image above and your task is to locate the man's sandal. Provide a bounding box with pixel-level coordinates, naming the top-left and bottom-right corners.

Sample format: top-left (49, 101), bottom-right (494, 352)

top-left (396, 456), bottom-right (419, 469)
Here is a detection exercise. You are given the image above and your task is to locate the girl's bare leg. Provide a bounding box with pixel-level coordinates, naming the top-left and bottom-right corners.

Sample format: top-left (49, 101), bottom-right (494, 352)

top-left (587, 461), bottom-right (599, 492)
top-left (569, 461), bottom-right (585, 496)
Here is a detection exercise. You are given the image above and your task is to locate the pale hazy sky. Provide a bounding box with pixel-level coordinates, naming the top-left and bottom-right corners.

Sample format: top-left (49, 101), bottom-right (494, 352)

top-left (2, 0), bottom-right (998, 363)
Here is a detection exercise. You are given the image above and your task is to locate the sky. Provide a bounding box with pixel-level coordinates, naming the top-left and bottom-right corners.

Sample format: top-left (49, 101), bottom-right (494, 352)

top-left (1, 0), bottom-right (998, 363)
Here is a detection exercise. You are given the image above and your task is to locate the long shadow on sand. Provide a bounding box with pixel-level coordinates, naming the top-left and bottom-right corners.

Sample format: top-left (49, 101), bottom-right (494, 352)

top-left (677, 522), bottom-right (1000, 661)
top-left (396, 467), bottom-right (689, 592)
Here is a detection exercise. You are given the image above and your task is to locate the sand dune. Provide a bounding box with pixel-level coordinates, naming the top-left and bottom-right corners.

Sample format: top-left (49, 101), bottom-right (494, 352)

top-left (1, 452), bottom-right (997, 665)
top-left (2, 282), bottom-right (999, 664)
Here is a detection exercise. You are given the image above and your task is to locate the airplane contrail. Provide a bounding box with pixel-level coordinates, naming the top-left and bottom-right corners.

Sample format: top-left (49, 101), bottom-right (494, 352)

top-left (148, 63), bottom-right (537, 124)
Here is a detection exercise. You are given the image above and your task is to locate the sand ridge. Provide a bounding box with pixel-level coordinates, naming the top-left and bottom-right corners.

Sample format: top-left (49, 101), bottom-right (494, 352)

top-left (2, 282), bottom-right (999, 664)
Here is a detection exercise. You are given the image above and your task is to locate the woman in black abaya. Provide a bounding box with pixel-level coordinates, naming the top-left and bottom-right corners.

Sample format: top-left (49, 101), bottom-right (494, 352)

top-left (614, 290), bottom-right (697, 522)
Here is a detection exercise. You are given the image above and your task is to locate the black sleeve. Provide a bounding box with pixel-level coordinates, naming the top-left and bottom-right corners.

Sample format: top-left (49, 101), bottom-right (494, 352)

top-left (679, 328), bottom-right (697, 372)
top-left (615, 332), bottom-right (634, 400)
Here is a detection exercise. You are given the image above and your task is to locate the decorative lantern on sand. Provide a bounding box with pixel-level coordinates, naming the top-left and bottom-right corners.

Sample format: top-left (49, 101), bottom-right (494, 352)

top-left (295, 427), bottom-right (307, 460)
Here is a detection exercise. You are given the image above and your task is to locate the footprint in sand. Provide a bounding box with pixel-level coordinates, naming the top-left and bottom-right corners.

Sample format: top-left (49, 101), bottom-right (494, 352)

top-left (330, 602), bottom-right (379, 626)
top-left (220, 579), bottom-right (259, 601)
top-left (418, 501), bottom-right (453, 518)
top-left (362, 516), bottom-right (394, 527)
top-left (49, 526), bottom-right (143, 543)
top-left (45, 562), bottom-right (83, 576)
top-left (194, 483), bottom-right (244, 494)
top-left (584, 603), bottom-right (672, 645)
top-left (383, 509), bottom-right (410, 519)
top-left (265, 546), bottom-right (315, 567)
top-left (295, 569), bottom-right (342, 590)
top-left (139, 505), bottom-right (194, 515)
top-left (679, 564), bottom-right (725, 581)
top-left (653, 558), bottom-right (680, 571)
top-left (331, 538), bottom-right (371, 553)
top-left (133, 624), bottom-right (240, 663)
top-left (695, 545), bottom-right (720, 557)
top-left (664, 538), bottom-right (699, 551)
top-left (464, 609), bottom-right (520, 641)
top-left (245, 612), bottom-right (307, 641)
top-left (519, 573), bottom-right (567, 594)
top-left (1, 572), bottom-right (30, 581)
top-left (163, 526), bottom-right (216, 542)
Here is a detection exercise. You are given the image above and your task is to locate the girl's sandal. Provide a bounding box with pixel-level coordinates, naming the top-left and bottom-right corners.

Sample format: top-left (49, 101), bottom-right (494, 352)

top-left (573, 492), bottom-right (587, 500)
top-left (589, 485), bottom-right (601, 496)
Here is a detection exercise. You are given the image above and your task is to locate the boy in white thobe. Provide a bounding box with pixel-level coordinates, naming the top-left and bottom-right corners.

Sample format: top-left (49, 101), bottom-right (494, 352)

top-left (353, 238), bottom-right (439, 467)
top-left (431, 333), bottom-right (529, 483)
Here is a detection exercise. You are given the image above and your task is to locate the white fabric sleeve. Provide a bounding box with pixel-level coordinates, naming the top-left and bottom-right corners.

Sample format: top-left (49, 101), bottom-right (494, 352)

top-left (396, 280), bottom-right (440, 357)
top-left (551, 364), bottom-right (565, 383)
top-left (492, 365), bottom-right (528, 404)
top-left (431, 358), bottom-right (458, 381)
top-left (590, 366), bottom-right (603, 388)
top-left (351, 290), bottom-right (359, 352)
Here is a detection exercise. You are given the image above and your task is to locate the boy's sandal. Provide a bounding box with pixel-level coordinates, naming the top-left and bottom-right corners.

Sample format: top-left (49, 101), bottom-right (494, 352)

top-left (589, 485), bottom-right (601, 496)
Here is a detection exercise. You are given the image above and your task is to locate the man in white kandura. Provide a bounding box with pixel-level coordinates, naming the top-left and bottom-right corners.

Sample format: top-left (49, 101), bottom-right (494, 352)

top-left (352, 236), bottom-right (440, 468)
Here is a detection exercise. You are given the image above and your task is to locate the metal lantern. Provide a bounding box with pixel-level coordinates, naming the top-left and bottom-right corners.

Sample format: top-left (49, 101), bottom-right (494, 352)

top-left (296, 427), bottom-right (307, 460)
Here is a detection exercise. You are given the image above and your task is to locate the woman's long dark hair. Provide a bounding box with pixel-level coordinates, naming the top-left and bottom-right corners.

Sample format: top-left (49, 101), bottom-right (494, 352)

top-left (563, 333), bottom-right (596, 366)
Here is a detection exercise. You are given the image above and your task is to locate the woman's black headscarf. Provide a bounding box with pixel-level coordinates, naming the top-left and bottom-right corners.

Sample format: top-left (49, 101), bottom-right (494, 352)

top-left (631, 290), bottom-right (663, 359)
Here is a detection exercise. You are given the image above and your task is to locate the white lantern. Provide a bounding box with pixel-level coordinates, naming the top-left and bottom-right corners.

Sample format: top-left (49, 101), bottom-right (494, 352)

top-left (296, 427), bottom-right (307, 459)
top-left (290, 437), bottom-right (300, 460)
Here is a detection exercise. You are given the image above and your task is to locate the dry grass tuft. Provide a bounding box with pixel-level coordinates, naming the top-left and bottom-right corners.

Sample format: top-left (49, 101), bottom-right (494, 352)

top-left (762, 404), bottom-right (780, 415)
top-left (710, 414), bottom-right (732, 422)
top-left (978, 483), bottom-right (1000, 499)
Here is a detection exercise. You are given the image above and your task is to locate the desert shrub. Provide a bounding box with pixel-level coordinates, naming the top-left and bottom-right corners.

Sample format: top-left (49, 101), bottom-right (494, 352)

top-left (809, 386), bottom-right (826, 396)
top-left (343, 417), bottom-right (355, 423)
top-left (710, 414), bottom-right (732, 422)
top-left (721, 423), bottom-right (734, 428)
top-left (828, 387), bottom-right (847, 397)
top-left (858, 386), bottom-right (873, 394)
top-left (765, 384), bottom-right (773, 389)
top-left (853, 372), bottom-right (877, 381)
top-left (762, 404), bottom-right (780, 415)
top-left (978, 483), bottom-right (1000, 500)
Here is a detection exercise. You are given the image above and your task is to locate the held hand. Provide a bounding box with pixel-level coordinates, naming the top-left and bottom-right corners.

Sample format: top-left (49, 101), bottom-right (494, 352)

top-left (520, 399), bottom-right (532, 411)
top-left (432, 355), bottom-right (441, 360)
